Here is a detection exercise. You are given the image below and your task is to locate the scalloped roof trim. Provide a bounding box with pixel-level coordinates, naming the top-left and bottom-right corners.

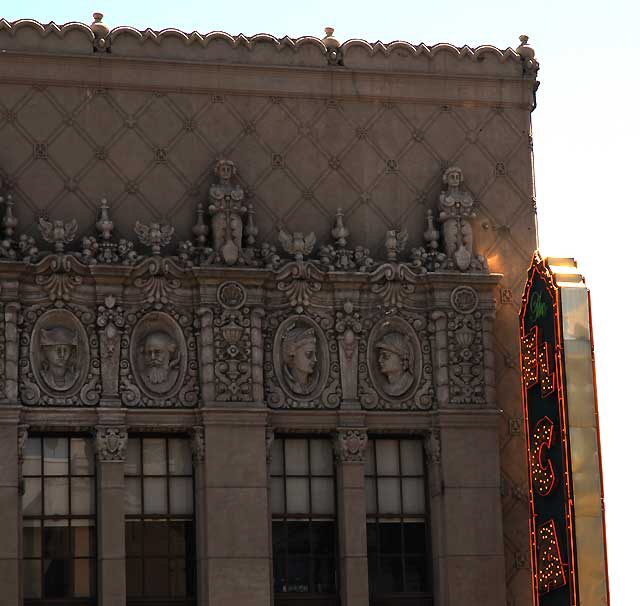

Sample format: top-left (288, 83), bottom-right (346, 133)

top-left (0, 18), bottom-right (523, 62)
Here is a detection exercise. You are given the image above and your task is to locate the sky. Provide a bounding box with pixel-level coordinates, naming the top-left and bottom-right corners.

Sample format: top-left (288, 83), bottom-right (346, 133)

top-left (3, 0), bottom-right (639, 602)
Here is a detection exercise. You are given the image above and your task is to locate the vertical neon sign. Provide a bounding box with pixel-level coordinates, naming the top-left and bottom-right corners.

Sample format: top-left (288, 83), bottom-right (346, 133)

top-left (520, 253), bottom-right (609, 606)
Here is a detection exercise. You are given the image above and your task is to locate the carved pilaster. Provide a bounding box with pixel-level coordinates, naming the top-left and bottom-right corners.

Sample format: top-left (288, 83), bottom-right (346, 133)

top-left (430, 311), bottom-right (449, 408)
top-left (190, 426), bottom-right (205, 463)
top-left (424, 428), bottom-right (442, 497)
top-left (17, 423), bottom-right (29, 461)
top-left (335, 301), bottom-right (362, 403)
top-left (4, 302), bottom-right (19, 402)
top-left (265, 427), bottom-right (275, 465)
top-left (334, 428), bottom-right (368, 463)
top-left (196, 307), bottom-right (215, 403)
top-left (251, 307), bottom-right (265, 403)
top-left (483, 311), bottom-right (497, 408)
top-left (95, 426), bottom-right (127, 462)
top-left (424, 429), bottom-right (441, 465)
top-left (97, 295), bottom-right (124, 398)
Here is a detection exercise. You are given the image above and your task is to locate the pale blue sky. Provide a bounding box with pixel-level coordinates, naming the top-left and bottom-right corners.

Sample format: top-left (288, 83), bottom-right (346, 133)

top-left (4, 1), bottom-right (638, 602)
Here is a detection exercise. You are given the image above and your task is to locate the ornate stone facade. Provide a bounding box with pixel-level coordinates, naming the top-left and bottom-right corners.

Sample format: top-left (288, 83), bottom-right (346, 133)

top-left (0, 17), bottom-right (539, 606)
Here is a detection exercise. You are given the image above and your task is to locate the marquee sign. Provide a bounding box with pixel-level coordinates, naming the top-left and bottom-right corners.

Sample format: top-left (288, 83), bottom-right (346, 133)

top-left (520, 253), bottom-right (609, 606)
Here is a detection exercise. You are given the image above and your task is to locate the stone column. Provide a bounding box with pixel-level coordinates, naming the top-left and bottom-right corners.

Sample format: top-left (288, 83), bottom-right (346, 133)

top-left (0, 409), bottom-right (21, 604)
top-left (95, 423), bottom-right (127, 606)
top-left (201, 409), bottom-right (271, 606)
top-left (191, 425), bottom-right (210, 606)
top-left (433, 413), bottom-right (507, 606)
top-left (334, 427), bottom-right (369, 606)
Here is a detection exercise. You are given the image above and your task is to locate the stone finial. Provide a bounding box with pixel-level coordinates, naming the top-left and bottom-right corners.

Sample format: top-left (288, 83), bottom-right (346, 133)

top-left (95, 198), bottom-right (114, 241)
top-left (322, 27), bottom-right (342, 66)
top-left (516, 35), bottom-right (535, 60)
top-left (245, 203), bottom-right (258, 247)
top-left (90, 12), bottom-right (110, 38)
top-left (2, 194), bottom-right (18, 249)
top-left (516, 35), bottom-right (538, 74)
top-left (331, 208), bottom-right (349, 248)
top-left (192, 204), bottom-right (208, 246)
top-left (91, 12), bottom-right (110, 51)
top-left (322, 27), bottom-right (340, 49)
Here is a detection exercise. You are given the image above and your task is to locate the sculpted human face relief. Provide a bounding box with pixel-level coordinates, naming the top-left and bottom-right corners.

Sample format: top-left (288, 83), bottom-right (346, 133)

top-left (141, 331), bottom-right (178, 386)
top-left (283, 327), bottom-right (318, 393)
top-left (446, 169), bottom-right (461, 188)
top-left (375, 332), bottom-right (414, 397)
top-left (39, 327), bottom-right (79, 390)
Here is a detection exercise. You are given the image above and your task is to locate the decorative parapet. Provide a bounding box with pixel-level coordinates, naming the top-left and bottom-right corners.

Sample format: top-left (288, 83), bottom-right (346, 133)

top-left (0, 18), bottom-right (537, 77)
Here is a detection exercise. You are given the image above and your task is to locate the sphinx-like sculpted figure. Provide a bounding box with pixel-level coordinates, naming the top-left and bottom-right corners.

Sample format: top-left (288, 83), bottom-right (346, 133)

top-left (39, 327), bottom-right (80, 391)
top-left (375, 332), bottom-right (414, 397)
top-left (208, 159), bottom-right (247, 265)
top-left (139, 331), bottom-right (181, 393)
top-left (282, 325), bottom-right (318, 395)
top-left (439, 166), bottom-right (476, 271)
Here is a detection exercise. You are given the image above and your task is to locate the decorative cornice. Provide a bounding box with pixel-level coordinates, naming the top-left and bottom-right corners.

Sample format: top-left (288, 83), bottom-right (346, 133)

top-left (0, 19), bottom-right (537, 75)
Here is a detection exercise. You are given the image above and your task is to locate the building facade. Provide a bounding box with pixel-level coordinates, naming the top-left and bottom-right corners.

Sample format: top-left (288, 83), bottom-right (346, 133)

top-left (0, 16), bottom-right (539, 606)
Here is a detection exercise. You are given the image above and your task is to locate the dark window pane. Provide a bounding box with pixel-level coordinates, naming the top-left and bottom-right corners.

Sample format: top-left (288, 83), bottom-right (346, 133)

top-left (286, 557), bottom-right (310, 592)
top-left (144, 557), bottom-right (169, 595)
top-left (44, 525), bottom-right (70, 558)
top-left (367, 523), bottom-right (378, 554)
top-left (144, 521), bottom-right (169, 556)
top-left (379, 523), bottom-right (402, 554)
top-left (23, 524), bottom-right (41, 558)
top-left (169, 557), bottom-right (187, 596)
top-left (272, 521), bottom-right (286, 557)
top-left (43, 557), bottom-right (71, 597)
top-left (126, 521), bottom-right (143, 556)
top-left (314, 557), bottom-right (335, 593)
top-left (23, 558), bottom-right (42, 598)
top-left (274, 557), bottom-right (286, 593)
top-left (169, 521), bottom-right (188, 556)
top-left (126, 558), bottom-right (143, 596)
top-left (368, 553), bottom-right (378, 594)
top-left (403, 522), bottom-right (427, 555)
top-left (405, 556), bottom-right (427, 592)
top-left (287, 522), bottom-right (310, 555)
top-left (311, 521), bottom-right (334, 555)
top-left (378, 557), bottom-right (403, 593)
